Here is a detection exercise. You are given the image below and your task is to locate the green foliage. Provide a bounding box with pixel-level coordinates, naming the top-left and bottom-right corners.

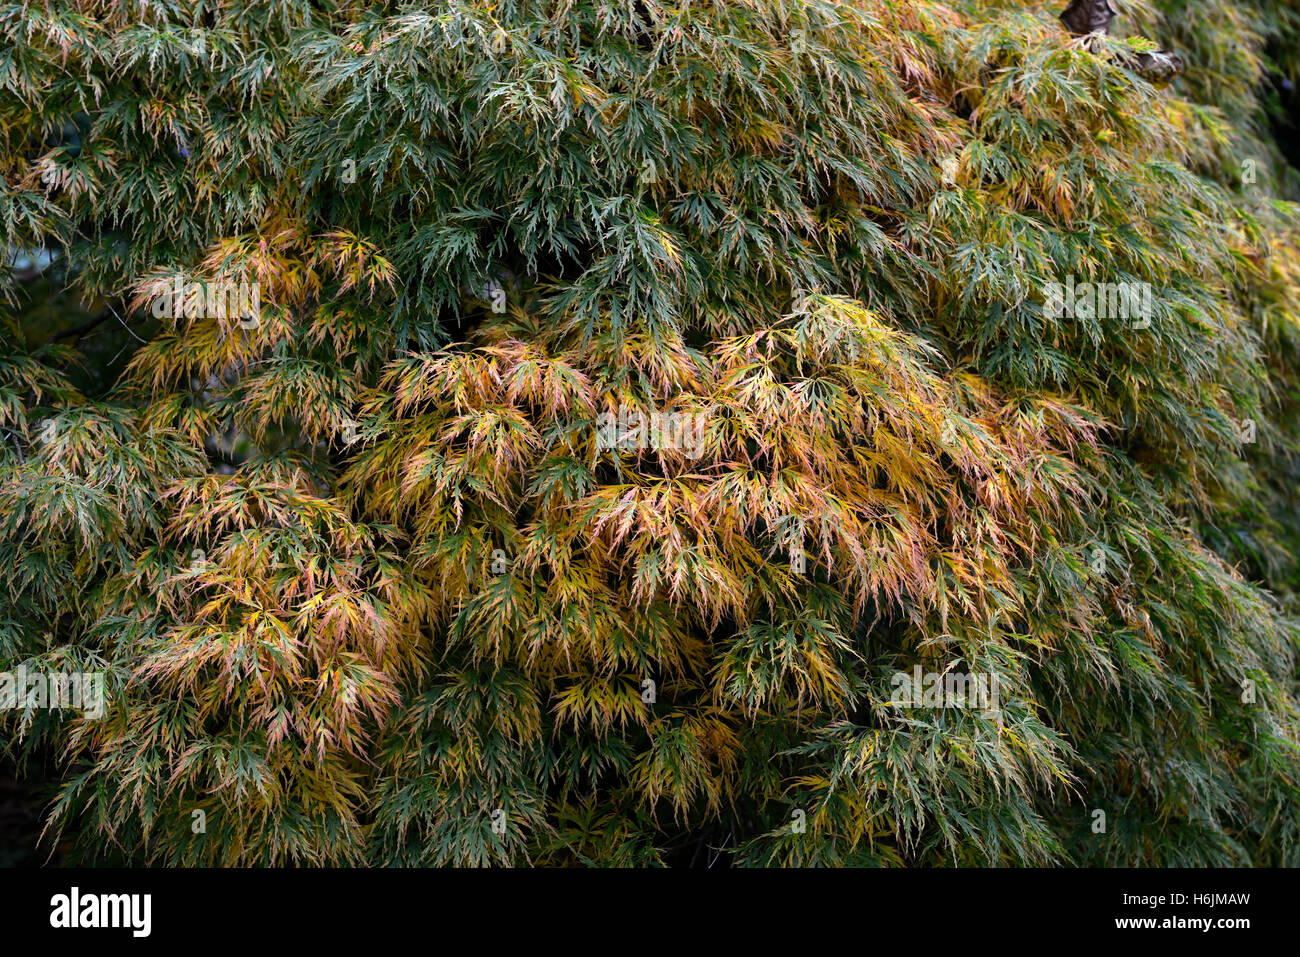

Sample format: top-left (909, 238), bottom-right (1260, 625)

top-left (2, 0), bottom-right (1299, 866)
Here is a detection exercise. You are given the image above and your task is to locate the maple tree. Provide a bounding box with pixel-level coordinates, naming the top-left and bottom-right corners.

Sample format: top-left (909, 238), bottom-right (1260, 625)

top-left (2, 0), bottom-right (1299, 866)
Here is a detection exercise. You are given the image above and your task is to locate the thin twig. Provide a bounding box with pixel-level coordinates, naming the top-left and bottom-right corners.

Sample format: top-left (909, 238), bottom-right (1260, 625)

top-left (108, 303), bottom-right (146, 344)
top-left (707, 829), bottom-right (733, 868)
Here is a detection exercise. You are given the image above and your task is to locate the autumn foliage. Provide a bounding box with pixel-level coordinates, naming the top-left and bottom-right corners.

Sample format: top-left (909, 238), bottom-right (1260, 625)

top-left (2, 0), bottom-right (1300, 866)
